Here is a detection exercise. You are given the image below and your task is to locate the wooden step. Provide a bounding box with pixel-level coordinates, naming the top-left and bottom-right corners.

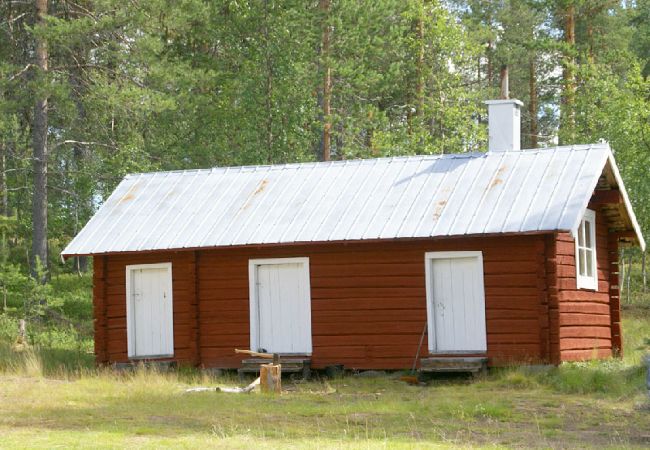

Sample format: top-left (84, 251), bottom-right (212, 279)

top-left (419, 357), bottom-right (487, 373)
top-left (238, 357), bottom-right (311, 378)
top-left (114, 360), bottom-right (176, 371)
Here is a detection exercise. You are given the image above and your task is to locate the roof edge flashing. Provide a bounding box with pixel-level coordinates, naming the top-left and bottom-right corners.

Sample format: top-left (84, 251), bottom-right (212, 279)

top-left (606, 151), bottom-right (646, 251)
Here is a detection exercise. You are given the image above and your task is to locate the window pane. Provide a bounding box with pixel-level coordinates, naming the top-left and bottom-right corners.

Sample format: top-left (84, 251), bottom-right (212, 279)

top-left (579, 249), bottom-right (586, 276)
top-left (578, 221), bottom-right (585, 247)
top-left (585, 249), bottom-right (594, 278)
top-left (585, 220), bottom-right (592, 248)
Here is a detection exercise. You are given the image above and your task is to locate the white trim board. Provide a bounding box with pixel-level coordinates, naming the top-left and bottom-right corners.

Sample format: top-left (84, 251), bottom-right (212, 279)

top-left (424, 251), bottom-right (487, 354)
top-left (126, 262), bottom-right (174, 359)
top-left (248, 257), bottom-right (312, 355)
top-left (575, 209), bottom-right (598, 291)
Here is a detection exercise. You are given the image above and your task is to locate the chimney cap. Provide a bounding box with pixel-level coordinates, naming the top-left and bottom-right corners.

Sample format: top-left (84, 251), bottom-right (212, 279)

top-left (484, 99), bottom-right (524, 106)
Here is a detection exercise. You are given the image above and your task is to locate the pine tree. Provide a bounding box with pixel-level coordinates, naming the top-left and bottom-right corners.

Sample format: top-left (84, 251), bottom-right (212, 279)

top-left (31, 0), bottom-right (49, 280)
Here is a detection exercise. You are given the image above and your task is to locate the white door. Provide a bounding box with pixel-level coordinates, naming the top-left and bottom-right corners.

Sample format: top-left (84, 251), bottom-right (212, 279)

top-left (425, 252), bottom-right (487, 353)
top-left (127, 263), bottom-right (174, 358)
top-left (249, 258), bottom-right (312, 354)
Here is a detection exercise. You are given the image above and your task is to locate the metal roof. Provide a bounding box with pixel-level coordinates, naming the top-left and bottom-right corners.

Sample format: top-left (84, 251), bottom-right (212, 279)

top-left (61, 143), bottom-right (645, 257)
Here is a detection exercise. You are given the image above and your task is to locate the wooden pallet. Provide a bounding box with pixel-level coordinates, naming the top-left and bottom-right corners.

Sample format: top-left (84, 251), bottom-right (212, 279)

top-left (419, 357), bottom-right (488, 373)
top-left (238, 357), bottom-right (311, 379)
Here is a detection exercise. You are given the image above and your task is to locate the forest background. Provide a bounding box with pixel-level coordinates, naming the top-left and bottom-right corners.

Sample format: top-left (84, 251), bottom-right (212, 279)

top-left (0, 0), bottom-right (649, 342)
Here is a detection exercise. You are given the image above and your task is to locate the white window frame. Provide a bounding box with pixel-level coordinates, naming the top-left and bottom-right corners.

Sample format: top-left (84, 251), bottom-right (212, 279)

top-left (126, 262), bottom-right (174, 359)
top-left (424, 251), bottom-right (487, 354)
top-left (248, 257), bottom-right (312, 354)
top-left (575, 209), bottom-right (598, 291)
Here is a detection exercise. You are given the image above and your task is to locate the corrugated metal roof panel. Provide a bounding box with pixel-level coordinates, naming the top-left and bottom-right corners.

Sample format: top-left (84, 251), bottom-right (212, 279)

top-left (61, 143), bottom-right (644, 256)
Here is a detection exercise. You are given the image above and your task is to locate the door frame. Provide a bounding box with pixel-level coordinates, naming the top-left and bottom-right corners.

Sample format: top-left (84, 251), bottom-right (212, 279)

top-left (126, 262), bottom-right (174, 359)
top-left (248, 257), bottom-right (312, 354)
top-left (424, 251), bottom-right (487, 354)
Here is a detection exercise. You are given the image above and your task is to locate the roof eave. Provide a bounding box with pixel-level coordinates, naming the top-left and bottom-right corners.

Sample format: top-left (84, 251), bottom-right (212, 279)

top-left (605, 150), bottom-right (646, 251)
top-left (567, 146), bottom-right (645, 251)
top-left (60, 229), bottom-right (560, 258)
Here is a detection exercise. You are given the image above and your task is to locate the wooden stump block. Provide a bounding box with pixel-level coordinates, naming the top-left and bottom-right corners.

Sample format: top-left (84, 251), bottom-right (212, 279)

top-left (260, 363), bottom-right (281, 394)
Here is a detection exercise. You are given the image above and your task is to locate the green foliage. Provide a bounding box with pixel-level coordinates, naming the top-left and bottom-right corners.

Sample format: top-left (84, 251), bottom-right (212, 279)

top-left (493, 360), bottom-right (645, 397)
top-left (0, 1), bottom-right (648, 364)
top-left (0, 271), bottom-right (93, 376)
top-left (1, 0), bottom-right (649, 282)
top-left (490, 307), bottom-right (650, 398)
top-left (541, 359), bottom-right (645, 396)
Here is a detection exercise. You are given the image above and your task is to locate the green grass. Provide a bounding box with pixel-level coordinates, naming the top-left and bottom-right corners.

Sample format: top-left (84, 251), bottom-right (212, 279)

top-left (488, 306), bottom-right (650, 399)
top-left (620, 257), bottom-right (650, 306)
top-left (0, 364), bottom-right (648, 448)
top-left (0, 307), bottom-right (648, 448)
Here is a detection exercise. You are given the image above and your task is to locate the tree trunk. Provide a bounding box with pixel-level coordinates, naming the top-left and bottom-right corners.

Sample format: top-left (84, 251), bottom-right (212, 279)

top-left (0, 143), bottom-right (7, 271)
top-left (68, 7), bottom-right (89, 273)
top-left (31, 0), bottom-right (48, 281)
top-left (0, 143), bottom-right (7, 218)
top-left (626, 253), bottom-right (632, 304)
top-left (529, 56), bottom-right (538, 148)
top-left (263, 0), bottom-right (274, 164)
top-left (319, 0), bottom-right (331, 161)
top-left (486, 39), bottom-right (493, 88)
top-left (642, 251), bottom-right (646, 293)
top-left (560, 2), bottom-right (576, 144)
top-left (587, 17), bottom-right (594, 63)
top-left (407, 1), bottom-right (425, 135)
top-left (415, 1), bottom-right (425, 118)
top-left (499, 65), bottom-right (509, 99)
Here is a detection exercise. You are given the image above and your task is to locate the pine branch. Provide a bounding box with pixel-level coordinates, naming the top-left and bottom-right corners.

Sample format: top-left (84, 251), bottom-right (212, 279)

top-left (52, 140), bottom-right (117, 150)
top-left (7, 64), bottom-right (33, 82)
top-left (1, 12), bottom-right (27, 26)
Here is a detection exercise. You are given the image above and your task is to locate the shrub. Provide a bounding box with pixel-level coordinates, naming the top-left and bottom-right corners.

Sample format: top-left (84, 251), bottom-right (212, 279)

top-left (537, 359), bottom-right (645, 397)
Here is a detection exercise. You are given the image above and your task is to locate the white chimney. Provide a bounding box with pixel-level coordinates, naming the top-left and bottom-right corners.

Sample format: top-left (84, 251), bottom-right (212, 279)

top-left (485, 99), bottom-right (523, 152)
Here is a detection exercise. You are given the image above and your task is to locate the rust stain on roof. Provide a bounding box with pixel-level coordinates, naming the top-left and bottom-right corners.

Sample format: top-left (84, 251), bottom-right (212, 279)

top-left (117, 182), bottom-right (141, 205)
top-left (432, 200), bottom-right (448, 222)
top-left (490, 165), bottom-right (508, 189)
top-left (119, 193), bottom-right (135, 203)
top-left (254, 179), bottom-right (269, 196)
top-left (241, 179), bottom-right (269, 211)
top-left (490, 178), bottom-right (503, 188)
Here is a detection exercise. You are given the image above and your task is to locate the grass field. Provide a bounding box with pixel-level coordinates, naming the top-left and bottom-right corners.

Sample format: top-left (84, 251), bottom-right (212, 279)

top-left (0, 307), bottom-right (648, 449)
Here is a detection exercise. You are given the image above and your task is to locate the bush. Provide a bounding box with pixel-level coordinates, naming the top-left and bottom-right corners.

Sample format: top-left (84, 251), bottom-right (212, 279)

top-left (0, 269), bottom-right (94, 376)
top-left (539, 359), bottom-right (645, 397)
top-left (50, 274), bottom-right (93, 322)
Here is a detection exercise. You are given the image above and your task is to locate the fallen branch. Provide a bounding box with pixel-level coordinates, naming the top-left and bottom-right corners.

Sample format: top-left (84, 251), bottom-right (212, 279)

top-left (218, 377), bottom-right (260, 394)
top-left (184, 387), bottom-right (214, 393)
top-left (184, 377), bottom-right (260, 395)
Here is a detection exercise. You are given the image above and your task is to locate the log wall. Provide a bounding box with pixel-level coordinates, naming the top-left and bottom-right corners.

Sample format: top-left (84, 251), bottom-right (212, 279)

top-left (553, 206), bottom-right (615, 361)
top-left (195, 236), bottom-right (547, 369)
top-left (91, 227), bottom-right (618, 369)
top-left (94, 235), bottom-right (549, 368)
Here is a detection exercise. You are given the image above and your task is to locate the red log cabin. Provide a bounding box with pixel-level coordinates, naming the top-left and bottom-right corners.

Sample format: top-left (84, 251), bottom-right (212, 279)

top-left (62, 100), bottom-right (644, 373)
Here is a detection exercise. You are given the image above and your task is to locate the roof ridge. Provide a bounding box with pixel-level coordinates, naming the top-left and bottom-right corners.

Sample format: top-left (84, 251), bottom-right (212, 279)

top-left (124, 143), bottom-right (609, 179)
